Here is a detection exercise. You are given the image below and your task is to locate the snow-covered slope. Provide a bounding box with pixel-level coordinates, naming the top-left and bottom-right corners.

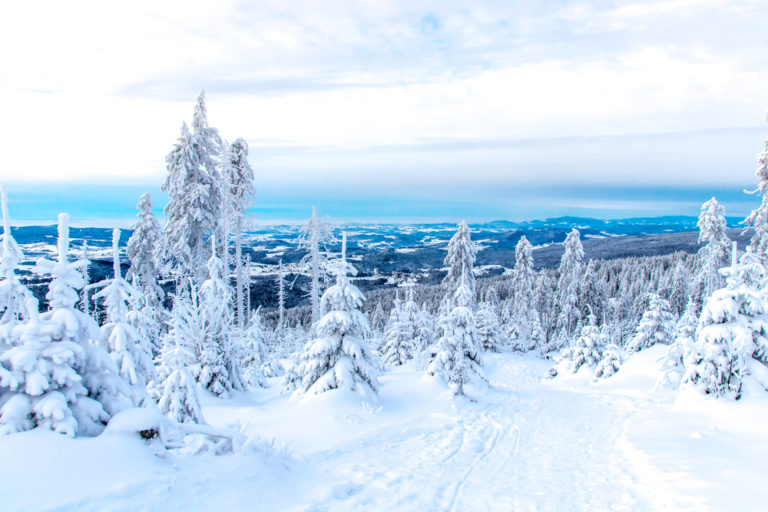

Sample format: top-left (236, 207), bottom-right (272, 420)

top-left (1, 349), bottom-right (766, 511)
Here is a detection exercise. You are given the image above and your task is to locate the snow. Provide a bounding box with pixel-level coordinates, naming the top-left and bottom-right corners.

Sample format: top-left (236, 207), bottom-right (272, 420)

top-left (3, 348), bottom-right (768, 511)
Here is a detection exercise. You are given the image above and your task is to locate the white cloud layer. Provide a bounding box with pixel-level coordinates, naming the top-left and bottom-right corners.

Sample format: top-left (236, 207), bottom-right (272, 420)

top-left (0, 0), bottom-right (766, 189)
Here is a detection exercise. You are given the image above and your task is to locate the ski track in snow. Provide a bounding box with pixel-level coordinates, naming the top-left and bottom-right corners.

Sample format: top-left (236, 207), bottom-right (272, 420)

top-left (28, 356), bottom-right (666, 512)
top-left (296, 358), bottom-right (647, 512)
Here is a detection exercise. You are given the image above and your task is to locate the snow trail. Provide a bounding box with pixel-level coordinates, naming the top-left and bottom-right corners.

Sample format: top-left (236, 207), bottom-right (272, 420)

top-left (299, 355), bottom-right (647, 512)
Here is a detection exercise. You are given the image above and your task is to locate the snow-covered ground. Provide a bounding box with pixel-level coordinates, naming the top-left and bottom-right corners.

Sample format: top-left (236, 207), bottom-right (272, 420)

top-left (2, 347), bottom-right (767, 512)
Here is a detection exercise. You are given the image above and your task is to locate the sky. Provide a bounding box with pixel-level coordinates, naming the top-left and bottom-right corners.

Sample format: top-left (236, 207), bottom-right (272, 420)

top-left (1, 0), bottom-right (767, 223)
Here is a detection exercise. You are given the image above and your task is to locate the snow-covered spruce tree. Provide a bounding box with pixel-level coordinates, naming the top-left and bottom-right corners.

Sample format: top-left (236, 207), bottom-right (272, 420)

top-left (240, 308), bottom-right (268, 388)
top-left (443, 221), bottom-right (477, 303)
top-left (534, 270), bottom-right (555, 344)
top-left (665, 259), bottom-right (692, 317)
top-left (695, 197), bottom-right (731, 305)
top-left (284, 233), bottom-right (378, 398)
top-left (476, 288), bottom-right (503, 352)
top-left (126, 192), bottom-right (164, 357)
top-left (428, 266), bottom-right (485, 396)
top-left (297, 206), bottom-right (334, 325)
top-left (369, 300), bottom-right (387, 335)
top-left (78, 241), bottom-right (92, 320)
top-left (593, 344), bottom-right (622, 381)
top-left (682, 249), bottom-right (768, 399)
top-left (220, 138), bottom-right (256, 327)
top-left (156, 91), bottom-right (223, 285)
top-left (154, 285), bottom-right (204, 423)
top-left (553, 229), bottom-right (584, 349)
top-left (93, 229), bottom-right (155, 406)
top-left (157, 337), bottom-right (204, 425)
top-left (0, 214), bottom-right (130, 436)
top-left (507, 236), bottom-right (539, 352)
top-left (194, 237), bottom-right (245, 397)
top-left (579, 259), bottom-right (606, 325)
top-left (657, 298), bottom-right (699, 389)
top-left (382, 286), bottom-right (418, 366)
top-left (413, 304), bottom-right (437, 370)
top-left (0, 187), bottom-right (32, 347)
top-left (276, 260), bottom-right (287, 334)
top-left (745, 115), bottom-right (768, 260)
top-left (552, 312), bottom-right (604, 376)
top-left (626, 293), bottom-right (675, 352)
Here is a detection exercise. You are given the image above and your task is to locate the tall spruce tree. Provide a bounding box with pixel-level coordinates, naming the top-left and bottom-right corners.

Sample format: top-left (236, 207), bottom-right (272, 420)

top-left (221, 138), bottom-right (256, 327)
top-left (157, 91), bottom-right (223, 285)
top-left (553, 228), bottom-right (584, 348)
top-left (297, 207), bottom-right (334, 325)
top-left (428, 266), bottom-right (484, 396)
top-left (443, 221), bottom-right (477, 304)
top-left (695, 197), bottom-right (731, 304)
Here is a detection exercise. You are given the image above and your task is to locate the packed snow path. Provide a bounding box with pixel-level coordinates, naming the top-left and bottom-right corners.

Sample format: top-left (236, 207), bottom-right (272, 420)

top-left (296, 356), bottom-right (646, 512)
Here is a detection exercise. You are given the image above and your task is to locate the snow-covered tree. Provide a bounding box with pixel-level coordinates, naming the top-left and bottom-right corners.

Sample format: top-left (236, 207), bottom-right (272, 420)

top-left (0, 214), bottom-right (130, 436)
top-left (126, 192), bottom-right (163, 300)
top-left (476, 289), bottom-right (503, 352)
top-left (593, 344), bottom-right (622, 381)
top-left (276, 260), bottom-right (287, 333)
top-left (382, 286), bottom-right (418, 366)
top-left (510, 236), bottom-right (535, 306)
top-left (284, 233), bottom-right (378, 398)
top-left (745, 115), bottom-right (768, 260)
top-left (695, 197), bottom-right (731, 304)
top-left (0, 188), bottom-right (32, 347)
top-left (657, 298), bottom-right (699, 389)
top-left (156, 339), bottom-right (204, 425)
top-left (579, 259), bottom-right (606, 325)
top-left (220, 138), bottom-right (256, 327)
top-left (78, 241), bottom-right (92, 320)
top-left (126, 192), bottom-right (164, 356)
top-left (553, 228), bottom-right (584, 347)
top-left (93, 229), bottom-right (155, 406)
top-left (627, 293), bottom-right (675, 352)
top-left (443, 221), bottom-right (477, 302)
top-left (193, 238), bottom-right (244, 397)
top-left (682, 249), bottom-right (768, 399)
top-left (157, 91), bottom-right (223, 284)
top-left (428, 266), bottom-right (485, 396)
top-left (297, 207), bottom-right (334, 325)
top-left (240, 308), bottom-right (268, 388)
top-left (507, 236), bottom-right (542, 352)
top-left (553, 312), bottom-right (604, 376)
top-left (665, 259), bottom-right (692, 317)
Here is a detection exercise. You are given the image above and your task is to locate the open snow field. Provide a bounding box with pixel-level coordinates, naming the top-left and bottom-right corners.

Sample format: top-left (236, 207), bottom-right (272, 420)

top-left (2, 346), bottom-right (767, 512)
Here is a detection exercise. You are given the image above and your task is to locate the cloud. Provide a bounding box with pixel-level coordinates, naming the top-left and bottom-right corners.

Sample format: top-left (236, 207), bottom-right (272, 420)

top-left (0, 0), bottom-right (766, 201)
